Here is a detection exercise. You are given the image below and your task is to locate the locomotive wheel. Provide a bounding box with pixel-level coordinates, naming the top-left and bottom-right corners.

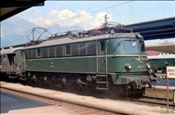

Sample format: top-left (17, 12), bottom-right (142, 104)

top-left (65, 82), bottom-right (76, 91)
top-left (48, 81), bottom-right (57, 89)
top-left (49, 81), bottom-right (65, 90)
top-left (57, 82), bottom-right (65, 90)
top-left (28, 74), bottom-right (39, 87)
top-left (30, 79), bottom-right (38, 87)
top-left (77, 83), bottom-right (92, 94)
top-left (82, 84), bottom-right (93, 94)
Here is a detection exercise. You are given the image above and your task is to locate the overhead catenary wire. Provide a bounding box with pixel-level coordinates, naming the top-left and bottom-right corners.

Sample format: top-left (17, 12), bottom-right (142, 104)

top-left (44, 1), bottom-right (134, 28)
top-left (2, 1), bottom-right (134, 39)
top-left (4, 0), bottom-right (173, 40)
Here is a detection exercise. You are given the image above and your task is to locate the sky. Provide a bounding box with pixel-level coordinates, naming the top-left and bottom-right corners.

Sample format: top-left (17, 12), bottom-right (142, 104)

top-left (1, 1), bottom-right (175, 46)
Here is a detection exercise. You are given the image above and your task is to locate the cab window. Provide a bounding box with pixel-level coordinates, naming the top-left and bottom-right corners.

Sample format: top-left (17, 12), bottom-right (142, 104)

top-left (124, 40), bottom-right (139, 53)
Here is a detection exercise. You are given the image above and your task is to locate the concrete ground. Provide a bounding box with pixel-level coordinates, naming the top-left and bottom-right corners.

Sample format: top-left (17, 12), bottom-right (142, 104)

top-left (1, 91), bottom-right (76, 115)
top-left (1, 81), bottom-right (175, 115)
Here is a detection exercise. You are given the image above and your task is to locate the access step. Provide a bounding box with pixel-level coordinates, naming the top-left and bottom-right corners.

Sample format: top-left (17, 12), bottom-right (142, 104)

top-left (96, 87), bottom-right (108, 90)
top-left (96, 75), bottom-right (107, 77)
top-left (96, 81), bottom-right (108, 84)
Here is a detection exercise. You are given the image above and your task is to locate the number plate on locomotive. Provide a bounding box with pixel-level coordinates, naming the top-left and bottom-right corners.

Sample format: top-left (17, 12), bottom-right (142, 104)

top-left (137, 65), bottom-right (144, 69)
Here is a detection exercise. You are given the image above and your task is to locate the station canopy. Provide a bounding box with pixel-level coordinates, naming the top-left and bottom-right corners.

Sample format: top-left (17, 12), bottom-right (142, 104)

top-left (125, 17), bottom-right (175, 54)
top-left (0, 0), bottom-right (45, 21)
top-left (146, 44), bottom-right (175, 54)
top-left (125, 17), bottom-right (175, 40)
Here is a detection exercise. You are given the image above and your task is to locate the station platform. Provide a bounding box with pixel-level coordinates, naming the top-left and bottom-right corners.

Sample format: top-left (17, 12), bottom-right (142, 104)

top-left (1, 91), bottom-right (75, 115)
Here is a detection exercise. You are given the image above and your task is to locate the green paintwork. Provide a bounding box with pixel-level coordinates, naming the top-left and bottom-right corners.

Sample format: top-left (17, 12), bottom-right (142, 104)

top-left (24, 36), bottom-right (150, 84)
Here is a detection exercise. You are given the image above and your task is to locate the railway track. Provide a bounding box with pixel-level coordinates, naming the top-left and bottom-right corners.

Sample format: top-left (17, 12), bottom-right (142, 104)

top-left (1, 87), bottom-right (120, 115)
top-left (125, 96), bottom-right (174, 107)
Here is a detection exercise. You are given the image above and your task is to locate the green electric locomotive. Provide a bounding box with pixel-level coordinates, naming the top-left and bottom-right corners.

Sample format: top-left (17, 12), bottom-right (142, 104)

top-left (0, 23), bottom-right (151, 96)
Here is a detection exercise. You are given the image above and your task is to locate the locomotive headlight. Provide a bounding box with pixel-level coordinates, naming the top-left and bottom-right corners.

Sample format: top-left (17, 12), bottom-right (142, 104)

top-left (146, 63), bottom-right (150, 69)
top-left (124, 63), bottom-right (132, 70)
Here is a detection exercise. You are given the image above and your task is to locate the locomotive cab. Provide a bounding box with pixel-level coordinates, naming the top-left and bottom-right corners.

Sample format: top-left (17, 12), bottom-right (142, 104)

top-left (102, 33), bottom-right (152, 95)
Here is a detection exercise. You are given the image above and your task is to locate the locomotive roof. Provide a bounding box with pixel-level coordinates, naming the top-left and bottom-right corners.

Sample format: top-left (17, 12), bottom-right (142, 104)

top-left (24, 32), bottom-right (138, 50)
top-left (0, 47), bottom-right (24, 55)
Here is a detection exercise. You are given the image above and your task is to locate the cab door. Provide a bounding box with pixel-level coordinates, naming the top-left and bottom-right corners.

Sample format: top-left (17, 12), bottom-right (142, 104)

top-left (8, 54), bottom-right (16, 72)
top-left (96, 40), bottom-right (107, 73)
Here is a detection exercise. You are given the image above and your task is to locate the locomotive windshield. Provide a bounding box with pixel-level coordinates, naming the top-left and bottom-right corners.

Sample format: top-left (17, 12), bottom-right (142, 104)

top-left (123, 40), bottom-right (139, 53)
top-left (109, 37), bottom-right (146, 54)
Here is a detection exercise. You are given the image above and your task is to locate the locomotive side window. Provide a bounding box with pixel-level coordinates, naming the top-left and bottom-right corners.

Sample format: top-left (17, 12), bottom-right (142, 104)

top-left (37, 49), bottom-right (41, 57)
top-left (56, 46), bottom-right (63, 57)
top-left (28, 50), bottom-right (33, 59)
top-left (100, 41), bottom-right (105, 52)
top-left (49, 47), bottom-right (55, 57)
top-left (72, 44), bottom-right (79, 56)
top-left (32, 49), bottom-right (36, 58)
top-left (79, 43), bottom-right (87, 55)
top-left (99, 41), bottom-right (106, 54)
top-left (25, 50), bottom-right (29, 59)
top-left (140, 40), bottom-right (146, 53)
top-left (28, 50), bottom-right (30, 58)
top-left (123, 40), bottom-right (139, 53)
top-left (87, 41), bottom-right (96, 55)
top-left (42, 48), bottom-right (48, 58)
top-left (65, 45), bottom-right (71, 56)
